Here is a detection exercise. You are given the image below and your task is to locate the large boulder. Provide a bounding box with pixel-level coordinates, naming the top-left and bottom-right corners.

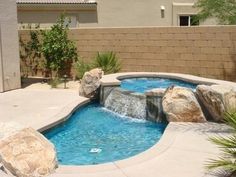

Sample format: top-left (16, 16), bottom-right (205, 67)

top-left (162, 86), bottom-right (206, 122)
top-left (0, 123), bottom-right (57, 177)
top-left (196, 84), bottom-right (236, 122)
top-left (79, 68), bottom-right (104, 98)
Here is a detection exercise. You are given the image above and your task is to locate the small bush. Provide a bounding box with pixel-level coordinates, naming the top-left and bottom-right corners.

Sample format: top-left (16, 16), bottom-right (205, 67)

top-left (74, 52), bottom-right (121, 80)
top-left (93, 52), bottom-right (121, 74)
top-left (49, 77), bottom-right (61, 88)
top-left (74, 60), bottom-right (92, 79)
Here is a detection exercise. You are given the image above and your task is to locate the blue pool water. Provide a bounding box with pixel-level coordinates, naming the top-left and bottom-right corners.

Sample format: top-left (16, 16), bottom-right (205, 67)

top-left (120, 77), bottom-right (197, 93)
top-left (44, 103), bottom-right (166, 165)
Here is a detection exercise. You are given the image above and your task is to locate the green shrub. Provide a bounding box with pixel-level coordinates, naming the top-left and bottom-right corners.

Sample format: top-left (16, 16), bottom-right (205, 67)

top-left (74, 60), bottom-right (92, 79)
top-left (93, 52), bottom-right (121, 74)
top-left (49, 77), bottom-right (61, 88)
top-left (41, 14), bottom-right (78, 78)
top-left (206, 112), bottom-right (236, 176)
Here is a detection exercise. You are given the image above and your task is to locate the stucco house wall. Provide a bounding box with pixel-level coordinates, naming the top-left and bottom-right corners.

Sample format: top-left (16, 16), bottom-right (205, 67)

top-left (0, 0), bottom-right (21, 92)
top-left (17, 3), bottom-right (98, 28)
top-left (17, 0), bottom-right (216, 28)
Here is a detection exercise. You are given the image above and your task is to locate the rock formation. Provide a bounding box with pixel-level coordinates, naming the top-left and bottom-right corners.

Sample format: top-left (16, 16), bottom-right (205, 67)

top-left (79, 68), bottom-right (104, 98)
top-left (196, 84), bottom-right (236, 122)
top-left (162, 86), bottom-right (206, 122)
top-left (0, 122), bottom-right (57, 177)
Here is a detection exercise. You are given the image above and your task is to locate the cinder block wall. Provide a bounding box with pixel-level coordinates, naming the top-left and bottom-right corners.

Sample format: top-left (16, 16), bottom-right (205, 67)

top-left (19, 26), bottom-right (236, 81)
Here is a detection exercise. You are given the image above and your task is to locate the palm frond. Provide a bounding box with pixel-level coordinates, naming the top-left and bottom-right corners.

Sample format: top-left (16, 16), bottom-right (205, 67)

top-left (93, 52), bottom-right (121, 74)
top-left (206, 111), bottom-right (236, 176)
top-left (224, 112), bottom-right (236, 131)
top-left (206, 158), bottom-right (236, 171)
top-left (209, 135), bottom-right (236, 149)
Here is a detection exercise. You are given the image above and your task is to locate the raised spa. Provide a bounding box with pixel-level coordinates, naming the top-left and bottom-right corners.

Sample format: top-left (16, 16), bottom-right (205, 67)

top-left (120, 77), bottom-right (197, 93)
top-left (44, 103), bottom-right (166, 165)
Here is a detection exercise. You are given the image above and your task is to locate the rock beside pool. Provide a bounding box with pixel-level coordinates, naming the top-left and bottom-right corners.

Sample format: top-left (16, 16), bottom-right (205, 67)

top-left (79, 68), bottom-right (104, 99)
top-left (196, 84), bottom-right (236, 122)
top-left (0, 127), bottom-right (58, 177)
top-left (162, 86), bottom-right (206, 122)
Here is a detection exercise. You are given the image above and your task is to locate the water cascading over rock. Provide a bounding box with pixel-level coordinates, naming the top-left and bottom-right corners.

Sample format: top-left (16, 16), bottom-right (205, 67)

top-left (104, 88), bottom-right (146, 119)
top-left (145, 88), bottom-right (166, 122)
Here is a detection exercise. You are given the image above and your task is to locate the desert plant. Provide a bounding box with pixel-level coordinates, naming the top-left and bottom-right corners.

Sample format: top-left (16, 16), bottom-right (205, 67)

top-left (93, 52), bottom-right (121, 74)
top-left (49, 77), bottom-right (61, 88)
top-left (19, 24), bottom-right (43, 77)
top-left (41, 14), bottom-right (78, 78)
top-left (206, 112), bottom-right (236, 177)
top-left (74, 59), bottom-right (92, 79)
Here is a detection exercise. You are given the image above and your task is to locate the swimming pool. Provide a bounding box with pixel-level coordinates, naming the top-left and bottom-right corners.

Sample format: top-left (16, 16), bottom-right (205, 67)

top-left (120, 77), bottom-right (197, 93)
top-left (44, 103), bottom-right (166, 165)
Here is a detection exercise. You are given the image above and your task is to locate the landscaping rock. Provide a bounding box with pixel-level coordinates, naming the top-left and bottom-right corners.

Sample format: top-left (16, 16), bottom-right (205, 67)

top-left (162, 86), bottom-right (206, 122)
top-left (0, 127), bottom-right (57, 177)
top-left (0, 169), bottom-right (10, 177)
top-left (79, 68), bottom-right (104, 98)
top-left (196, 84), bottom-right (236, 122)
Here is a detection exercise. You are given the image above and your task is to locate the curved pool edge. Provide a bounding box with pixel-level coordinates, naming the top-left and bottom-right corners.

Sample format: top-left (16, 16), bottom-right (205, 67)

top-left (37, 97), bottom-right (90, 133)
top-left (100, 72), bottom-right (236, 87)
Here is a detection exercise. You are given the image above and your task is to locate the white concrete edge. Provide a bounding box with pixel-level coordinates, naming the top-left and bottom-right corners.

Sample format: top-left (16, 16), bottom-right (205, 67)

top-left (37, 98), bottom-right (90, 132)
top-left (100, 72), bottom-right (236, 87)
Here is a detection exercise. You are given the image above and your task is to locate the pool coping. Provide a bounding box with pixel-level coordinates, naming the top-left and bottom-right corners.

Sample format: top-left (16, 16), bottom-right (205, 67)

top-left (35, 72), bottom-right (236, 175)
top-left (100, 72), bottom-right (236, 87)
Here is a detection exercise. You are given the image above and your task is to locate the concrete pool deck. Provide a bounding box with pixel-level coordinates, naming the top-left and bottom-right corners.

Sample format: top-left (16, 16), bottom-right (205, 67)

top-left (0, 72), bottom-right (235, 177)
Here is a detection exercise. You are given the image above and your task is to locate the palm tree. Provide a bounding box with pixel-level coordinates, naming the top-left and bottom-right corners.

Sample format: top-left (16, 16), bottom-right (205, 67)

top-left (206, 112), bottom-right (236, 177)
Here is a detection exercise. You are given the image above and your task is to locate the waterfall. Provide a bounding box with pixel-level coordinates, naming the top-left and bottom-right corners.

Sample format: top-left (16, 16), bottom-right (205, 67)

top-left (104, 88), bottom-right (146, 119)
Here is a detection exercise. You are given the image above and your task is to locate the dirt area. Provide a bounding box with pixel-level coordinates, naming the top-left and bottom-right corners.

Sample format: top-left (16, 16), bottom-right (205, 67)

top-left (21, 77), bottom-right (80, 90)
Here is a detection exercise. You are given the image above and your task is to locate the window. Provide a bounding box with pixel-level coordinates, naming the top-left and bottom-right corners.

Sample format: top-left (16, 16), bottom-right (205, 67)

top-left (64, 16), bottom-right (77, 28)
top-left (179, 15), bottom-right (199, 26)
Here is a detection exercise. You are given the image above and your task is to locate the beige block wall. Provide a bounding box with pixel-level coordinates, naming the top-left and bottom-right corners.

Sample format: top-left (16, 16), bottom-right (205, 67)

top-left (19, 26), bottom-right (236, 81)
top-left (0, 0), bottom-right (21, 92)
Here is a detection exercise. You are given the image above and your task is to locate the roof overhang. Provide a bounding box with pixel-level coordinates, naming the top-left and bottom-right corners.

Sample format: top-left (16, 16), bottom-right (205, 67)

top-left (17, 0), bottom-right (97, 10)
